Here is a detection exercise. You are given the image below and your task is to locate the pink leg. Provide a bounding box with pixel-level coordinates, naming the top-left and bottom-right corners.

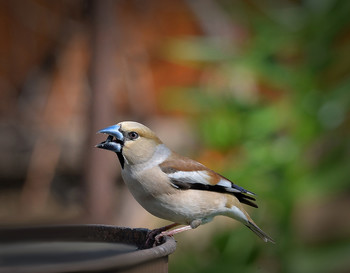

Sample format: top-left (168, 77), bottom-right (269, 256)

top-left (155, 225), bottom-right (193, 243)
top-left (147, 222), bottom-right (179, 238)
top-left (157, 222), bottom-right (179, 232)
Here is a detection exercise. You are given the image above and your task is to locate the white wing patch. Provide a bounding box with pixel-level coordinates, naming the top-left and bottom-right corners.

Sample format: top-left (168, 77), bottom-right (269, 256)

top-left (168, 172), bottom-right (254, 194)
top-left (217, 179), bottom-right (240, 193)
top-left (163, 166), bottom-right (256, 197)
top-left (218, 178), bottom-right (256, 195)
top-left (168, 170), bottom-right (211, 185)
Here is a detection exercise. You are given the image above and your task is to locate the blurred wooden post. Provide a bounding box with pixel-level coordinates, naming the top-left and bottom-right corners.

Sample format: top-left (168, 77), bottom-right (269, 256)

top-left (84, 0), bottom-right (120, 224)
top-left (19, 34), bottom-right (89, 214)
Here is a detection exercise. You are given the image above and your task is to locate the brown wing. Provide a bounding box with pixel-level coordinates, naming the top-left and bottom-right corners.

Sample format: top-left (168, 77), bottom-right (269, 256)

top-left (160, 153), bottom-right (258, 208)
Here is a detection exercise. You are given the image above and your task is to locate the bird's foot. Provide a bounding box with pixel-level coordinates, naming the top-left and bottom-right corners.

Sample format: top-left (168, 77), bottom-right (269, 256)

top-left (143, 228), bottom-right (163, 248)
top-left (153, 225), bottom-right (194, 246)
top-left (143, 223), bottom-right (194, 248)
top-left (154, 231), bottom-right (168, 245)
top-left (143, 223), bottom-right (179, 249)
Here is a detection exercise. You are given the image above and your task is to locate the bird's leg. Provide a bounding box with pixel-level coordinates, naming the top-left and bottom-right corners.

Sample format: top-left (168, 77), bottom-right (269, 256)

top-left (150, 222), bottom-right (180, 237)
top-left (143, 223), bottom-right (179, 248)
top-left (155, 225), bottom-right (192, 242)
top-left (154, 219), bottom-right (202, 244)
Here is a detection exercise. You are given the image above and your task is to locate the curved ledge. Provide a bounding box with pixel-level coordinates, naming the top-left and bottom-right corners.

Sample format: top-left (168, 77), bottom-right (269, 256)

top-left (0, 224), bottom-right (177, 273)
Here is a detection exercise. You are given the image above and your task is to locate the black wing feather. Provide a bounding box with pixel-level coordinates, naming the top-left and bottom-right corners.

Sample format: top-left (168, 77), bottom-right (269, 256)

top-left (170, 179), bottom-right (258, 208)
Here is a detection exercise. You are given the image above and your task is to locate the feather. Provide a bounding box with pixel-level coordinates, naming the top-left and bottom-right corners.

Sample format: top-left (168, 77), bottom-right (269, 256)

top-left (160, 155), bottom-right (258, 208)
top-left (245, 220), bottom-right (275, 243)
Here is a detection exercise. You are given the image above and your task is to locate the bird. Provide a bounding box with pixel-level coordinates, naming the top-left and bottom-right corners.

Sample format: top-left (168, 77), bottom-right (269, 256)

top-left (96, 121), bottom-right (274, 245)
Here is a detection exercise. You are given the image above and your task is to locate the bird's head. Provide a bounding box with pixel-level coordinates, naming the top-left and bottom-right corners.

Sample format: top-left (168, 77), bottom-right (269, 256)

top-left (96, 121), bottom-right (163, 167)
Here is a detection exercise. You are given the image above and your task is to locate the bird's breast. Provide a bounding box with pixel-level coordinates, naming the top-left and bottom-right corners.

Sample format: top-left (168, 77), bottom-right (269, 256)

top-left (121, 165), bottom-right (196, 223)
top-left (121, 165), bottom-right (234, 224)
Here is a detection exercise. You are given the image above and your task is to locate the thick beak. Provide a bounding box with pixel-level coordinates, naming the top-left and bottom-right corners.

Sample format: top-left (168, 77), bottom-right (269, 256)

top-left (96, 124), bottom-right (124, 153)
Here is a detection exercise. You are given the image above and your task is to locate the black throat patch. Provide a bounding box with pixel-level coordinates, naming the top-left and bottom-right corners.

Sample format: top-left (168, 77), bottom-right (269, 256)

top-left (117, 152), bottom-right (125, 169)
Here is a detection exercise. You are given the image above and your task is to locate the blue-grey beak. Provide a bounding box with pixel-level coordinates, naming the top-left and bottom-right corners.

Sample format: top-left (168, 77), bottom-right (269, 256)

top-left (96, 124), bottom-right (124, 153)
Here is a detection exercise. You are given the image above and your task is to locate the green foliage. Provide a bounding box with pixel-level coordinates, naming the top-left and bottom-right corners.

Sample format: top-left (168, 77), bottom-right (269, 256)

top-left (161, 0), bottom-right (350, 272)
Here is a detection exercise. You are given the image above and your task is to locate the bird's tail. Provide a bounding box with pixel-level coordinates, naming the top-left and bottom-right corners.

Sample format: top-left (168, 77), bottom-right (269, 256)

top-left (245, 220), bottom-right (275, 244)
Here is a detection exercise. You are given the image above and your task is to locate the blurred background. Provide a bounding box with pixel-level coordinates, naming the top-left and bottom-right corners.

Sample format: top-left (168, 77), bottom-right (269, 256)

top-left (0, 0), bottom-right (350, 272)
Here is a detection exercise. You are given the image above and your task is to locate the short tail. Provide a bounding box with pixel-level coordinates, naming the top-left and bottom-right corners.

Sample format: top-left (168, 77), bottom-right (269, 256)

top-left (245, 220), bottom-right (275, 244)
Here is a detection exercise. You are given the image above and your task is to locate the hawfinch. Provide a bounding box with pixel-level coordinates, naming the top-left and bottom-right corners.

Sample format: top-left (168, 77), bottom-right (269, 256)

top-left (96, 121), bottom-right (274, 244)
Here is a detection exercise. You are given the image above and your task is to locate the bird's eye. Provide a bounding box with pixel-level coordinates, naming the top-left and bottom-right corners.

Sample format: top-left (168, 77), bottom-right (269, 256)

top-left (128, 131), bottom-right (139, 140)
